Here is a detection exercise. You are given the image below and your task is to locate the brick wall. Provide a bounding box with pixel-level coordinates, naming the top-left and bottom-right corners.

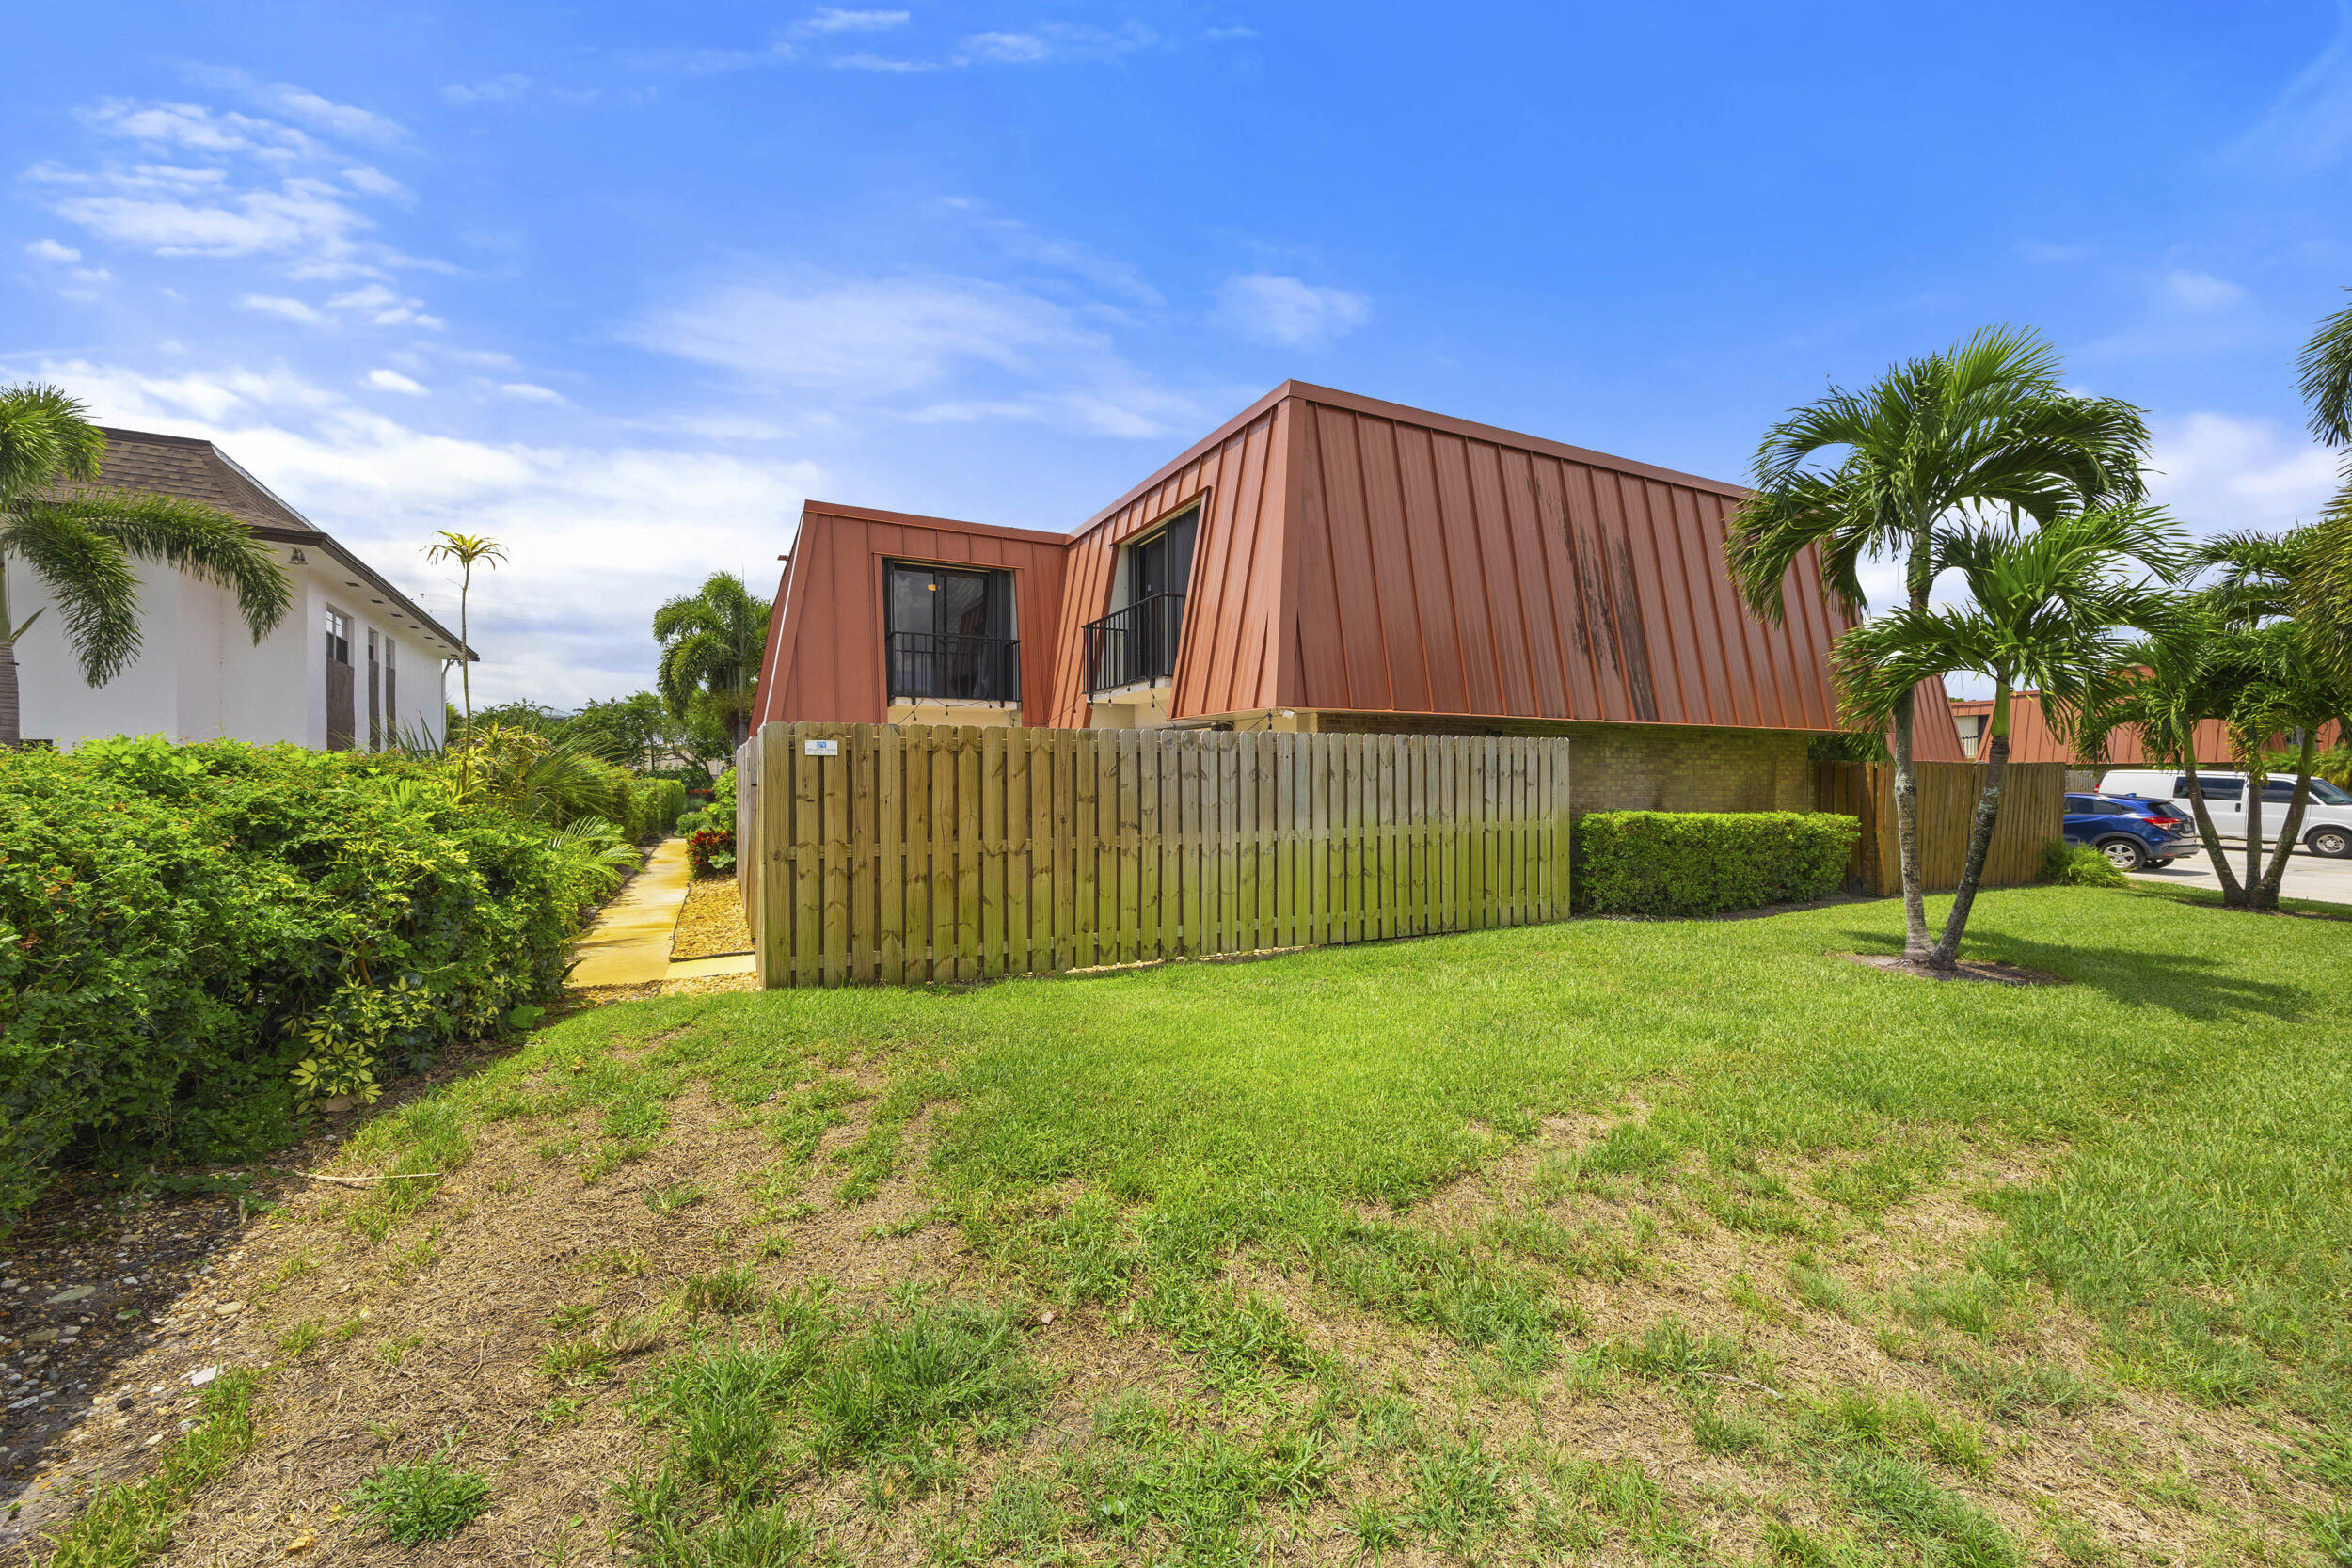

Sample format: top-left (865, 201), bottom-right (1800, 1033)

top-left (1307, 710), bottom-right (1817, 817)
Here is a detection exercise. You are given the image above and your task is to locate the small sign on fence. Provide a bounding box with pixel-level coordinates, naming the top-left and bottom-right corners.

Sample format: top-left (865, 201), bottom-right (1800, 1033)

top-left (802, 738), bottom-right (839, 757)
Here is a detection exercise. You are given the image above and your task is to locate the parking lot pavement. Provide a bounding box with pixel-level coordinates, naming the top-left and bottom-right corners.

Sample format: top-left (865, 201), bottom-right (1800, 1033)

top-left (2126, 842), bottom-right (2352, 908)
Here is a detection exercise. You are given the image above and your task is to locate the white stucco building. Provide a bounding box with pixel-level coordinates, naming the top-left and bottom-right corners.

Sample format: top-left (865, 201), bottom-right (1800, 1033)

top-left (17, 428), bottom-right (469, 752)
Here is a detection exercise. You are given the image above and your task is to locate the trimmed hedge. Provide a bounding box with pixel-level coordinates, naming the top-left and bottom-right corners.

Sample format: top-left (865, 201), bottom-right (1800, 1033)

top-left (1577, 810), bottom-right (1858, 917)
top-left (0, 739), bottom-right (606, 1224)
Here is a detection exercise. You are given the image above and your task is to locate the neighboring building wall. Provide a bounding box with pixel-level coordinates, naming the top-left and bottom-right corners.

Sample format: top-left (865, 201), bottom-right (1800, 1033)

top-left (14, 556), bottom-right (182, 745)
top-left (12, 543), bottom-right (447, 752)
top-left (1311, 709), bottom-right (1814, 816)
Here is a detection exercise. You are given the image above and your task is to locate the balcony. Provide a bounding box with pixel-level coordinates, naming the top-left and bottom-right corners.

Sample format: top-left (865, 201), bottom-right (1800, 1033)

top-left (1083, 591), bottom-right (1185, 696)
top-left (887, 631), bottom-right (1021, 705)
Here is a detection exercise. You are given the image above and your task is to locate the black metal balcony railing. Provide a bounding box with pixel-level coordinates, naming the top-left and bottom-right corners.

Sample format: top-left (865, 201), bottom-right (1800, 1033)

top-left (887, 631), bottom-right (1021, 704)
top-left (1082, 592), bottom-right (1185, 696)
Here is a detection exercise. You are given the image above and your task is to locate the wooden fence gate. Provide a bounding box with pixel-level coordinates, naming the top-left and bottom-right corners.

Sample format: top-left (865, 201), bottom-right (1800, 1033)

top-left (1812, 759), bottom-right (2066, 895)
top-left (737, 721), bottom-right (1573, 988)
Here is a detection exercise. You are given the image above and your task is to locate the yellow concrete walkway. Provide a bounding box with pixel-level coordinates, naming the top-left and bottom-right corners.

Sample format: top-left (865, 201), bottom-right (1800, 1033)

top-left (570, 837), bottom-right (757, 987)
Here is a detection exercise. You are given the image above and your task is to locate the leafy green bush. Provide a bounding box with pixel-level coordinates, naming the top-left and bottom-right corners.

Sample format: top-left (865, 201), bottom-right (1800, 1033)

top-left (1576, 811), bottom-right (1858, 917)
top-left (0, 737), bottom-right (607, 1224)
top-left (634, 778), bottom-right (687, 838)
top-left (688, 826), bottom-right (736, 878)
top-left (2039, 840), bottom-right (2127, 888)
top-left (677, 768), bottom-right (737, 839)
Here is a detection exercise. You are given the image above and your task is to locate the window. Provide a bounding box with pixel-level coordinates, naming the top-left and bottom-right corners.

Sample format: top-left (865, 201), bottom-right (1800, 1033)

top-left (2170, 775), bottom-right (2243, 801)
top-left (884, 562), bottom-right (1018, 703)
top-left (1083, 502), bottom-right (1200, 695)
top-left (325, 607), bottom-right (352, 665)
top-left (2260, 778), bottom-right (2352, 805)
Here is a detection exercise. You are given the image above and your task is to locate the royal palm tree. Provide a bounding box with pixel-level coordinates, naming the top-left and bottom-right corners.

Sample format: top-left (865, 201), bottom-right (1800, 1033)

top-left (2183, 526), bottom-right (2352, 907)
top-left (0, 383), bottom-right (291, 748)
top-left (2295, 293), bottom-right (2352, 684)
top-left (2079, 612), bottom-right (2253, 904)
top-left (1724, 328), bottom-right (2151, 959)
top-left (654, 571), bottom-right (770, 752)
top-left (1835, 507), bottom-right (2185, 966)
top-left (421, 531), bottom-right (502, 798)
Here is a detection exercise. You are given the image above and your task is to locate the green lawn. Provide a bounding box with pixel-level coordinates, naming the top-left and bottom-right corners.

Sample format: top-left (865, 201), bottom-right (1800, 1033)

top-left (107, 883), bottom-right (2352, 1567)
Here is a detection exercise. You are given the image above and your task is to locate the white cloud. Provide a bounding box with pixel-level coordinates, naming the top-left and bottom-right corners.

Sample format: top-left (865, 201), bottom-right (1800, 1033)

top-left (2230, 3), bottom-right (2352, 177)
top-left (365, 368), bottom-right (430, 395)
top-left (341, 166), bottom-right (408, 198)
top-left (831, 52), bottom-right (943, 72)
top-left (330, 283), bottom-right (442, 326)
top-left (2147, 411), bottom-right (2341, 534)
top-left (238, 293), bottom-right (328, 325)
top-left (2161, 270), bottom-right (2247, 311)
top-left (50, 172), bottom-right (375, 264)
top-left (23, 238), bottom-right (81, 262)
top-left (499, 382), bottom-right (566, 403)
top-left (1212, 273), bottom-right (1371, 348)
top-left (628, 270), bottom-right (1199, 436)
top-left (801, 8), bottom-right (910, 33)
top-left (445, 73), bottom-right (534, 104)
top-left (241, 80), bottom-right (408, 146)
top-left (41, 357), bottom-right (822, 706)
top-left (962, 31), bottom-right (1056, 64)
top-left (79, 100), bottom-right (314, 160)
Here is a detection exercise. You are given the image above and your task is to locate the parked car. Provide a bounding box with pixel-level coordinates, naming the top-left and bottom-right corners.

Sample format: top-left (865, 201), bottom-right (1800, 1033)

top-left (2062, 793), bottom-right (2202, 871)
top-left (2096, 769), bottom-right (2352, 858)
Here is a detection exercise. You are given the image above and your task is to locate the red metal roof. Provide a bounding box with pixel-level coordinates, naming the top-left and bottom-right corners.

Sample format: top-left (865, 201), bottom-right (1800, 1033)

top-left (1947, 695), bottom-right (2338, 767)
top-left (755, 381), bottom-right (1936, 748)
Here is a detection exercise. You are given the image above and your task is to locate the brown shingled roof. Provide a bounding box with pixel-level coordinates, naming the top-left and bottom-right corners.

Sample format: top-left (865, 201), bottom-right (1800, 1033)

top-left (87, 427), bottom-right (322, 538)
top-left (49, 427), bottom-right (471, 657)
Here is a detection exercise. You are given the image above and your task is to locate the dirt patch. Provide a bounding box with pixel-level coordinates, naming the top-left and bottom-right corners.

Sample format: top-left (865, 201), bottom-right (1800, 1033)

top-left (1845, 953), bottom-right (2068, 986)
top-left (670, 875), bottom-right (752, 961)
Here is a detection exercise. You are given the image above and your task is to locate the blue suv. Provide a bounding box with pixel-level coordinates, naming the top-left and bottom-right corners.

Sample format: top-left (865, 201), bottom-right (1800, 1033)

top-left (2062, 793), bottom-right (2201, 872)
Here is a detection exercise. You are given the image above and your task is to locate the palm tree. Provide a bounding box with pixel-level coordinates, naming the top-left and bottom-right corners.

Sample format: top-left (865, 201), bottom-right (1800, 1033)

top-left (0, 383), bottom-right (291, 747)
top-left (2079, 612), bottom-right (2253, 905)
top-left (421, 531), bottom-right (502, 797)
top-left (654, 572), bottom-right (770, 752)
top-left (1724, 328), bottom-right (2151, 959)
top-left (2182, 527), bottom-right (2352, 908)
top-left (2295, 293), bottom-right (2352, 685)
top-left (1835, 507), bottom-right (2186, 966)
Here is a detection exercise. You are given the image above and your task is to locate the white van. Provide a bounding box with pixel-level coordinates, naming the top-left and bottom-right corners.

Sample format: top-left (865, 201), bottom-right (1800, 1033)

top-left (2096, 769), bottom-right (2352, 858)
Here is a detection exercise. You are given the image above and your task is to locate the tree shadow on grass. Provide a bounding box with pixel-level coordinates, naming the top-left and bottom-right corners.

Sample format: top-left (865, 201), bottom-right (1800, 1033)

top-left (1835, 927), bottom-right (2309, 1023)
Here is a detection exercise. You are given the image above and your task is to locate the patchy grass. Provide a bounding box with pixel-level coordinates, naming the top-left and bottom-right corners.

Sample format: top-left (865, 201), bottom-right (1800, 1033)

top-left (346, 1448), bottom-right (493, 1545)
top-left (36, 1369), bottom-right (262, 1568)
top-left (76, 883), bottom-right (2352, 1565)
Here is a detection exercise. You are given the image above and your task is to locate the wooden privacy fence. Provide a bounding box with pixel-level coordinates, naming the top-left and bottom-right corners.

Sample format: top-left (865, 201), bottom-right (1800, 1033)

top-left (1813, 760), bottom-right (2066, 895)
top-left (736, 721), bottom-right (1573, 988)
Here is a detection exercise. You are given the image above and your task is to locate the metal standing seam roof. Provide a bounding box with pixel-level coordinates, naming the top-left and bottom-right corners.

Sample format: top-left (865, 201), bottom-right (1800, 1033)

top-left (58, 427), bottom-right (474, 658)
top-left (755, 380), bottom-right (1967, 750)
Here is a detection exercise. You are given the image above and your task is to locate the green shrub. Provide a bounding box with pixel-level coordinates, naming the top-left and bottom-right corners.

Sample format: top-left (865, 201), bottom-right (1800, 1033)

top-left (677, 768), bottom-right (738, 839)
top-left (0, 737), bottom-right (605, 1224)
top-left (634, 778), bottom-right (688, 837)
top-left (2039, 840), bottom-right (2126, 889)
top-left (1575, 811), bottom-right (1858, 917)
top-left (688, 826), bottom-right (736, 878)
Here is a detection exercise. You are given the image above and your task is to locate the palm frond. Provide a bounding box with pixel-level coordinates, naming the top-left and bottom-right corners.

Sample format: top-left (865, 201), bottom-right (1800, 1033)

top-left (38, 490), bottom-right (292, 640)
top-left (2297, 289), bottom-right (2352, 448)
top-left (0, 507), bottom-right (140, 681)
top-left (0, 383), bottom-right (105, 504)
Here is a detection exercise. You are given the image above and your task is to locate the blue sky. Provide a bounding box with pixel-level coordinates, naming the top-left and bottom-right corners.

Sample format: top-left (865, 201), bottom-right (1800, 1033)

top-left (10, 2), bottom-right (2352, 706)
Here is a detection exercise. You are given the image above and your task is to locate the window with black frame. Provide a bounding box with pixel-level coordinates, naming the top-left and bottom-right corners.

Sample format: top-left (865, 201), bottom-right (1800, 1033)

top-left (1084, 502), bottom-right (1197, 694)
top-left (885, 562), bottom-right (1019, 704)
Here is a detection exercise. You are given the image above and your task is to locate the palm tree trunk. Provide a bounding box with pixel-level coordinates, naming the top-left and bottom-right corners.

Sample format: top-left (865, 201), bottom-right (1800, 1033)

top-left (0, 637), bottom-right (19, 751)
top-left (1889, 682), bottom-right (1931, 960)
top-left (2178, 741), bottom-right (2242, 905)
top-left (1930, 686), bottom-right (2010, 969)
top-left (2241, 752), bottom-right (2264, 900)
top-left (2253, 733), bottom-right (2317, 911)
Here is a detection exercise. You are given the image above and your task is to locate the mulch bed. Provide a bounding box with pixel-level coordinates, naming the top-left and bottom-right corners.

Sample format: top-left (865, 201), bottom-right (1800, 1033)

top-left (1845, 953), bottom-right (2068, 986)
top-left (669, 875), bottom-right (752, 961)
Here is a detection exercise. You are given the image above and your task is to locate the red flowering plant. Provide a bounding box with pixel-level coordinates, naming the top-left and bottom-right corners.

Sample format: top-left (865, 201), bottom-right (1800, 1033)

top-left (688, 825), bottom-right (736, 877)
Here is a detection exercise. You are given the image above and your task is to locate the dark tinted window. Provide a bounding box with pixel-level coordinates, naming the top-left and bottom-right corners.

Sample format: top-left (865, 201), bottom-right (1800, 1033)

top-left (2178, 775), bottom-right (2243, 801)
top-left (2261, 780), bottom-right (2301, 803)
top-left (2064, 795), bottom-right (2096, 812)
